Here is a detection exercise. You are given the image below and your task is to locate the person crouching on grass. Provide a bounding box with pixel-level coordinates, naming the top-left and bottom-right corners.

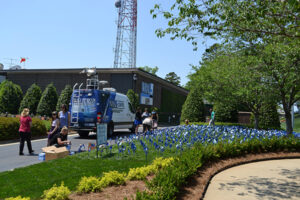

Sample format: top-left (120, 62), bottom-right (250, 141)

top-left (49, 126), bottom-right (71, 147)
top-left (142, 116), bottom-right (152, 133)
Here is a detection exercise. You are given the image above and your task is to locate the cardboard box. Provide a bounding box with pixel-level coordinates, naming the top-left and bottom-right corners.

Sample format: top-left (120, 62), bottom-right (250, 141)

top-left (42, 146), bottom-right (69, 161)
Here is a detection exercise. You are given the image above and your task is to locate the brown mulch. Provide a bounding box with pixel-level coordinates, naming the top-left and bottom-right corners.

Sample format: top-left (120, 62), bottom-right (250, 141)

top-left (69, 180), bottom-right (146, 200)
top-left (177, 152), bottom-right (300, 200)
top-left (69, 152), bottom-right (300, 200)
top-left (69, 175), bottom-right (154, 200)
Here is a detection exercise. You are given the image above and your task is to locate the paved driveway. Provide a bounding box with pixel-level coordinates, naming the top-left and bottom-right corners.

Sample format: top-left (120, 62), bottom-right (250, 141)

top-left (204, 159), bottom-right (300, 200)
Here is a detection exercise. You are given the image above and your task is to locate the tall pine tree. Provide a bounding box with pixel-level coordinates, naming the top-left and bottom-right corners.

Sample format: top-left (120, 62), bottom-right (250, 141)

top-left (37, 83), bottom-right (58, 116)
top-left (0, 80), bottom-right (23, 114)
top-left (19, 83), bottom-right (42, 114)
top-left (181, 87), bottom-right (205, 122)
top-left (56, 85), bottom-right (73, 111)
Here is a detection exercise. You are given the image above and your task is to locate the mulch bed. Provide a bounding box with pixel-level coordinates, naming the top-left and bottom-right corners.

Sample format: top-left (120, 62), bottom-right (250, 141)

top-left (69, 152), bottom-right (300, 200)
top-left (69, 180), bottom-right (147, 200)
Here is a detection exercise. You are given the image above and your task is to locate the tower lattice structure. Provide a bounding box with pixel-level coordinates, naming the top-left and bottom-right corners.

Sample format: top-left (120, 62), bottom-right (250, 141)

top-left (114, 0), bottom-right (137, 68)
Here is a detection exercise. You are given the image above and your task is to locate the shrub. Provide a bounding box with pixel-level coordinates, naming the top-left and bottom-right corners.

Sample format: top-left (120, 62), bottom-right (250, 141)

top-left (137, 136), bottom-right (300, 200)
top-left (0, 117), bottom-right (47, 141)
top-left (0, 117), bottom-right (20, 140)
top-left (185, 121), bottom-right (254, 129)
top-left (31, 118), bottom-right (47, 137)
top-left (152, 157), bottom-right (174, 170)
top-left (126, 89), bottom-right (139, 111)
top-left (127, 165), bottom-right (156, 181)
top-left (127, 157), bottom-right (174, 181)
top-left (5, 196), bottom-right (30, 200)
top-left (19, 84), bottom-right (42, 115)
top-left (181, 87), bottom-right (205, 122)
top-left (99, 171), bottom-right (126, 188)
top-left (77, 176), bottom-right (102, 193)
top-left (56, 85), bottom-right (72, 111)
top-left (37, 83), bottom-right (58, 116)
top-left (77, 171), bottom-right (126, 194)
top-left (0, 80), bottom-right (23, 114)
top-left (42, 182), bottom-right (70, 200)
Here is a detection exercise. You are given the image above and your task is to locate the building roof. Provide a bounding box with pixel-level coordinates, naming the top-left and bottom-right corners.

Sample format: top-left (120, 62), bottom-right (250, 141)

top-left (1, 67), bottom-right (189, 95)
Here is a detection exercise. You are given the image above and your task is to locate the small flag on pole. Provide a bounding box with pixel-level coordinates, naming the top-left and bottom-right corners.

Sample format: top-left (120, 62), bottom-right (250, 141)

top-left (20, 58), bottom-right (26, 63)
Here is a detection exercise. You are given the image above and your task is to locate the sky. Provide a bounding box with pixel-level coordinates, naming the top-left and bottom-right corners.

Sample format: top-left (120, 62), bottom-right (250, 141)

top-left (0, 0), bottom-right (214, 86)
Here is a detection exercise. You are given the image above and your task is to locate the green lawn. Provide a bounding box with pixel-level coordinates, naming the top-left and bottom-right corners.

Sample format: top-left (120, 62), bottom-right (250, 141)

top-left (0, 145), bottom-right (176, 199)
top-left (281, 114), bottom-right (300, 133)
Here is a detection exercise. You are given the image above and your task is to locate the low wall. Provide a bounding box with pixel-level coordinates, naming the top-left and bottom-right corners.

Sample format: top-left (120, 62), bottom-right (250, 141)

top-left (238, 112), bottom-right (251, 124)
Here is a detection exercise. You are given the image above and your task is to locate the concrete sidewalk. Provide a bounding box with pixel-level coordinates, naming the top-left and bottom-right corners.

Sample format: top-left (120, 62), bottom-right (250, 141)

top-left (204, 159), bottom-right (300, 200)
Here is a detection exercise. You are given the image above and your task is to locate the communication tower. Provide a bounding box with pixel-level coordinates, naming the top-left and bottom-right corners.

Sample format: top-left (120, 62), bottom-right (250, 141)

top-left (113, 0), bottom-right (137, 68)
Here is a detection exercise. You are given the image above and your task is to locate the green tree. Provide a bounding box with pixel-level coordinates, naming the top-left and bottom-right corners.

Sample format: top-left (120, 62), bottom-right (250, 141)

top-left (190, 46), bottom-right (275, 129)
top-left (152, 0), bottom-right (300, 133)
top-left (126, 89), bottom-right (139, 111)
top-left (19, 83), bottom-right (42, 115)
top-left (56, 85), bottom-right (73, 111)
top-left (165, 72), bottom-right (181, 86)
top-left (257, 40), bottom-right (300, 134)
top-left (139, 66), bottom-right (159, 75)
top-left (181, 86), bottom-right (205, 122)
top-left (36, 83), bottom-right (58, 116)
top-left (0, 80), bottom-right (23, 114)
top-left (151, 0), bottom-right (299, 48)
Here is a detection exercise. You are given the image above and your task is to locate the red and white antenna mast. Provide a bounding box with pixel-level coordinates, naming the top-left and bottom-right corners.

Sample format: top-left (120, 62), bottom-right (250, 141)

top-left (113, 0), bottom-right (137, 68)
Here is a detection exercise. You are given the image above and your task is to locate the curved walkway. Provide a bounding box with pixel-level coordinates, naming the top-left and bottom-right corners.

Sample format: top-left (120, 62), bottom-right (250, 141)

top-left (204, 159), bottom-right (300, 200)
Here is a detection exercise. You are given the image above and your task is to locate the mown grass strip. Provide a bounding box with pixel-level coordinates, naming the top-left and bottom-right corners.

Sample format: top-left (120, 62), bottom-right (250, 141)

top-left (0, 146), bottom-right (176, 200)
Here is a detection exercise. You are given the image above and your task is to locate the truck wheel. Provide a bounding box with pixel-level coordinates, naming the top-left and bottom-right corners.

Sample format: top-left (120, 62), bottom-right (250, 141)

top-left (78, 131), bottom-right (89, 138)
top-left (107, 124), bottom-right (114, 138)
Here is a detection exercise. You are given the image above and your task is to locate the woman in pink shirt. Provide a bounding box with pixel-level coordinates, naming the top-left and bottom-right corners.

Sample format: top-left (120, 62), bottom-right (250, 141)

top-left (19, 108), bottom-right (34, 155)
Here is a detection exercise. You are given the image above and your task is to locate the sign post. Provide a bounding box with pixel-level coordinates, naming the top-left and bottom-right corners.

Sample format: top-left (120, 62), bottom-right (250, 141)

top-left (96, 123), bottom-right (107, 158)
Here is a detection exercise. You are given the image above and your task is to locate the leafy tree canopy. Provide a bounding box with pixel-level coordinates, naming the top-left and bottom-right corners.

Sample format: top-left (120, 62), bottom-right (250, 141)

top-left (151, 0), bottom-right (299, 49)
top-left (139, 66), bottom-right (159, 75)
top-left (165, 72), bottom-right (181, 86)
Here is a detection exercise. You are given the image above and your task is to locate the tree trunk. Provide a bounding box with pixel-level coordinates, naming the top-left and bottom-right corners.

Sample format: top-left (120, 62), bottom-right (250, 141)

top-left (285, 112), bottom-right (293, 135)
top-left (282, 102), bottom-right (293, 135)
top-left (254, 114), bottom-right (259, 129)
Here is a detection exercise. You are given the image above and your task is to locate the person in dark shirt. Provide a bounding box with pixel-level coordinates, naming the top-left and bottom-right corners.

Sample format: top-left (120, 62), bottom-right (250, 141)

top-left (134, 107), bottom-right (142, 134)
top-left (50, 126), bottom-right (71, 147)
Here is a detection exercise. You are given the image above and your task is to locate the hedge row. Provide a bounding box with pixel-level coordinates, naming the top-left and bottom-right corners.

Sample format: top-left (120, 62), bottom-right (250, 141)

top-left (136, 135), bottom-right (300, 200)
top-left (186, 121), bottom-right (254, 129)
top-left (0, 117), bottom-right (47, 141)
